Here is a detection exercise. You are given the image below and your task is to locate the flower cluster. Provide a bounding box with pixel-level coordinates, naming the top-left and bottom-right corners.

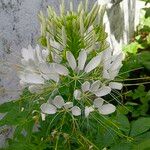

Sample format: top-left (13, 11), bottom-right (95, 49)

top-left (18, 45), bottom-right (124, 119)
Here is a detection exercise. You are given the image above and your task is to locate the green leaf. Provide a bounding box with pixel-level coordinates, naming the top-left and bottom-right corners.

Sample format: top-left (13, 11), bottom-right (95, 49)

top-left (123, 42), bottom-right (140, 54)
top-left (130, 118), bottom-right (150, 136)
top-left (110, 142), bottom-right (133, 150)
top-left (0, 101), bottom-right (16, 113)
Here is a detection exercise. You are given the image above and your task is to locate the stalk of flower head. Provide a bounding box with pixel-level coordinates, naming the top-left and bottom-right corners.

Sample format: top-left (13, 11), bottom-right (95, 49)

top-left (18, 0), bottom-right (124, 121)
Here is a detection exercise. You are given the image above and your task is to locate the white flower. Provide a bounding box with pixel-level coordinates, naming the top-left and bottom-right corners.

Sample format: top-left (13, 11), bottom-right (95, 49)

top-left (85, 98), bottom-right (116, 117)
top-left (18, 45), bottom-right (60, 93)
top-left (102, 49), bottom-right (123, 80)
top-left (40, 95), bottom-right (81, 116)
top-left (74, 81), bottom-right (111, 100)
top-left (66, 50), bottom-right (103, 74)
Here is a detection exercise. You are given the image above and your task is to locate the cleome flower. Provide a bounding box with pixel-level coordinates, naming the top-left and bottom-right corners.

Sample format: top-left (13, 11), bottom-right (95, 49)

top-left (18, 45), bottom-right (60, 93)
top-left (102, 48), bottom-right (124, 80)
top-left (51, 50), bottom-right (103, 77)
top-left (73, 81), bottom-right (116, 117)
top-left (40, 95), bottom-right (81, 117)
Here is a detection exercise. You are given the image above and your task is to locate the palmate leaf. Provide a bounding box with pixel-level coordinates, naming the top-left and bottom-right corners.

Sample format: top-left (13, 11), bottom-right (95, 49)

top-left (130, 118), bottom-right (150, 137)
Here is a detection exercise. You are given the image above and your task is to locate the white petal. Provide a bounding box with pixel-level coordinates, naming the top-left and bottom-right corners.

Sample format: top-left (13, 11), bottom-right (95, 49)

top-left (102, 48), bottom-right (112, 62)
top-left (66, 51), bottom-right (77, 70)
top-left (103, 69), bottom-right (111, 79)
top-left (39, 63), bottom-right (54, 74)
top-left (51, 52), bottom-right (62, 63)
top-left (94, 86), bottom-right (111, 97)
top-left (93, 98), bottom-right (104, 108)
top-left (81, 81), bottom-right (90, 92)
top-left (63, 102), bottom-right (73, 109)
top-left (109, 82), bottom-right (123, 90)
top-left (108, 68), bottom-right (121, 80)
top-left (73, 90), bottom-right (82, 100)
top-left (98, 104), bottom-right (116, 115)
top-left (18, 72), bottom-right (44, 84)
top-left (85, 106), bottom-right (94, 117)
top-left (53, 63), bottom-right (69, 76)
top-left (84, 53), bottom-right (102, 73)
top-left (40, 103), bottom-right (57, 114)
top-left (110, 53), bottom-right (123, 71)
top-left (35, 45), bottom-right (43, 62)
top-left (71, 106), bottom-right (81, 116)
top-left (78, 50), bottom-right (87, 71)
top-left (42, 70), bottom-right (59, 82)
top-left (52, 96), bottom-right (65, 108)
top-left (42, 49), bottom-right (49, 60)
top-left (90, 80), bottom-right (101, 92)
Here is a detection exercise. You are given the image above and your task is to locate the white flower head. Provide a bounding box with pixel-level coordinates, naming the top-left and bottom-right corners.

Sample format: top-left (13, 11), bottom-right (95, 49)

top-left (41, 95), bottom-right (81, 117)
top-left (66, 50), bottom-right (103, 74)
top-left (18, 45), bottom-right (60, 93)
top-left (102, 49), bottom-right (124, 80)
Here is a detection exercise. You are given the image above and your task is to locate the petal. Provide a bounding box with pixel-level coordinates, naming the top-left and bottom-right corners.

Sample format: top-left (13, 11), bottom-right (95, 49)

top-left (35, 45), bottom-right (43, 62)
top-left (90, 80), bottom-right (101, 92)
top-left (103, 69), bottom-right (111, 79)
top-left (73, 90), bottom-right (82, 100)
top-left (78, 50), bottom-right (87, 71)
top-left (66, 51), bottom-right (77, 70)
top-left (42, 49), bottom-right (49, 60)
top-left (94, 86), bottom-right (111, 97)
top-left (52, 96), bottom-right (65, 108)
top-left (85, 106), bottom-right (94, 117)
top-left (39, 63), bottom-right (55, 74)
top-left (81, 81), bottom-right (90, 92)
top-left (40, 103), bottom-right (57, 114)
top-left (109, 82), bottom-right (123, 90)
top-left (108, 68), bottom-right (121, 80)
top-left (98, 104), bottom-right (116, 115)
top-left (18, 72), bottom-right (44, 84)
top-left (93, 98), bottom-right (104, 108)
top-left (63, 102), bottom-right (73, 109)
top-left (71, 106), bottom-right (81, 116)
top-left (84, 53), bottom-right (102, 73)
top-left (53, 63), bottom-right (69, 76)
top-left (43, 73), bottom-right (59, 83)
top-left (110, 53), bottom-right (123, 71)
top-left (51, 52), bottom-right (62, 63)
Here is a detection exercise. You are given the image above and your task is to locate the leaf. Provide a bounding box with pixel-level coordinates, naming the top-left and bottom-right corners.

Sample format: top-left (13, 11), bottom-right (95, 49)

top-left (130, 118), bottom-right (150, 136)
top-left (123, 42), bottom-right (140, 54)
top-left (110, 142), bottom-right (133, 150)
top-left (132, 85), bottom-right (147, 99)
top-left (0, 101), bottom-right (17, 113)
top-left (115, 114), bottom-right (130, 134)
